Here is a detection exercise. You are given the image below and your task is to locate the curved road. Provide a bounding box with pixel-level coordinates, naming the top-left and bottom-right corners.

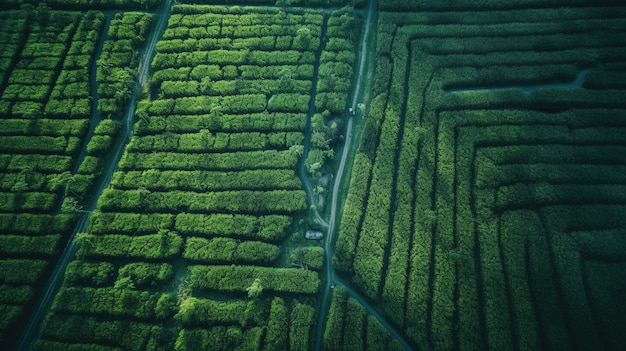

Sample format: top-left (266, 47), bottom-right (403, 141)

top-left (313, 0), bottom-right (414, 350)
top-left (15, 2), bottom-right (171, 349)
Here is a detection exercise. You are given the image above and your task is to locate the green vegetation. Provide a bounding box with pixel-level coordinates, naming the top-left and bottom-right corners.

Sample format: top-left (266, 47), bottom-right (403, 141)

top-left (0, 7), bottom-right (105, 344)
top-left (2, 0), bottom-right (624, 350)
top-left (334, 2), bottom-right (626, 350)
top-left (24, 3), bottom-right (357, 350)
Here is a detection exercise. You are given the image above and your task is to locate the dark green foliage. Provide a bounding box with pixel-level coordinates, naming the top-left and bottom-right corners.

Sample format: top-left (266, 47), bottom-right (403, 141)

top-left (9, 0), bottom-right (163, 9)
top-left (335, 4), bottom-right (626, 351)
top-left (87, 212), bottom-right (174, 234)
top-left (333, 153), bottom-right (371, 272)
top-left (263, 297), bottom-right (288, 351)
top-left (112, 169), bottom-right (301, 191)
top-left (98, 188), bottom-right (307, 214)
top-left (0, 214), bottom-right (74, 235)
top-left (0, 285), bottom-right (35, 305)
top-left (65, 261), bottom-right (115, 287)
top-left (290, 246), bottom-right (324, 270)
top-left (40, 314), bottom-right (171, 351)
top-left (136, 113), bottom-right (306, 134)
top-left (184, 237), bottom-right (280, 264)
top-left (189, 265), bottom-right (320, 294)
top-left (53, 287), bottom-right (176, 320)
top-left (76, 231), bottom-right (183, 259)
top-left (0, 259), bottom-right (48, 285)
top-left (0, 234), bottom-right (60, 256)
top-left (174, 326), bottom-right (263, 351)
top-left (175, 213), bottom-right (292, 242)
top-left (176, 297), bottom-right (250, 326)
top-left (289, 301), bottom-right (315, 350)
top-left (97, 12), bottom-right (152, 118)
top-left (381, 0), bottom-right (623, 10)
top-left (116, 262), bottom-right (174, 289)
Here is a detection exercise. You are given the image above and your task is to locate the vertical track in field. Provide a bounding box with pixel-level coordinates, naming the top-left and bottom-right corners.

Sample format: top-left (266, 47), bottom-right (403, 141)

top-left (299, 11), bottom-right (329, 229)
top-left (313, 0), bottom-right (413, 350)
top-left (15, 1), bottom-right (171, 349)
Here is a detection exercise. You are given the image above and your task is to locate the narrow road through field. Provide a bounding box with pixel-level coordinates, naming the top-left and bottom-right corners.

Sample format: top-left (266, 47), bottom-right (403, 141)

top-left (15, 2), bottom-right (171, 349)
top-left (299, 11), bottom-right (330, 230)
top-left (313, 1), bottom-right (414, 350)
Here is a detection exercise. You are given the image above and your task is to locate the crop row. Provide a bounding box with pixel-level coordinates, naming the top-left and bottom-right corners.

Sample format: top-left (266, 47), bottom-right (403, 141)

top-left (126, 131), bottom-right (303, 153)
top-left (323, 287), bottom-right (406, 351)
top-left (136, 112), bottom-right (306, 135)
top-left (111, 169), bottom-right (302, 191)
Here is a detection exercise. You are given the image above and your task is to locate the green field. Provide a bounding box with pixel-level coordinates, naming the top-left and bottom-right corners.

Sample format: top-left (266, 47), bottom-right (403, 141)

top-left (0, 0), bottom-right (625, 350)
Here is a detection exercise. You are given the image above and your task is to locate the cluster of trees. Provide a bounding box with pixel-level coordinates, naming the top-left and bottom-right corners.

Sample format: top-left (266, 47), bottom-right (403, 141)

top-left (304, 112), bottom-right (338, 174)
top-left (0, 154), bottom-right (73, 173)
top-left (65, 261), bottom-right (114, 287)
top-left (0, 259), bottom-right (48, 285)
top-left (333, 153), bottom-right (371, 272)
top-left (0, 234), bottom-right (60, 256)
top-left (97, 12), bottom-right (152, 117)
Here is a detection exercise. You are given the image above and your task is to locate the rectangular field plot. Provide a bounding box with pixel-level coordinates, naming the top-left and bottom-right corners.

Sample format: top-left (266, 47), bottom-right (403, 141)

top-left (335, 3), bottom-right (626, 351)
top-left (31, 3), bottom-right (357, 350)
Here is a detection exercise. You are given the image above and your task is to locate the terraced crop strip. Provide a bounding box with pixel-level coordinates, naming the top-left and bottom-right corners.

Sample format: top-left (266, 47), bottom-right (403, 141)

top-left (0, 8), bottom-right (107, 345)
top-left (335, 2), bottom-right (626, 351)
top-left (28, 4), bottom-right (358, 350)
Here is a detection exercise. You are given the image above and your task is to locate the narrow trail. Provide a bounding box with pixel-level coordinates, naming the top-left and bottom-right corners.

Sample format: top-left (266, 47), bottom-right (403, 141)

top-left (15, 2), bottom-right (171, 350)
top-left (313, 0), bottom-right (413, 350)
top-left (299, 11), bottom-right (330, 230)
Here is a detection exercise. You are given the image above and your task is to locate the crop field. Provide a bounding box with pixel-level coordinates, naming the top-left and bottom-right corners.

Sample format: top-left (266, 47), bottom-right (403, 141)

top-left (334, 1), bottom-right (626, 350)
top-left (0, 7), bottom-right (108, 345)
top-left (1, 0), bottom-right (625, 350)
top-left (8, 1), bottom-right (359, 350)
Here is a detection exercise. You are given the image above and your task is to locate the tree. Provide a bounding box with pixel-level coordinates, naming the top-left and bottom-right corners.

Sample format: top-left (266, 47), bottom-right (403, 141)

top-left (294, 26), bottom-right (312, 49)
top-left (246, 278), bottom-right (263, 298)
